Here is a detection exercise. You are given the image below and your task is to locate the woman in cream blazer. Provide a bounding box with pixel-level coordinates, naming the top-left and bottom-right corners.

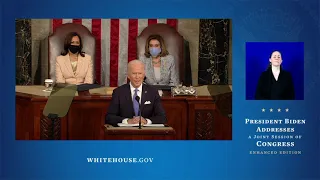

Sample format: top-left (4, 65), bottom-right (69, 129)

top-left (55, 32), bottom-right (93, 85)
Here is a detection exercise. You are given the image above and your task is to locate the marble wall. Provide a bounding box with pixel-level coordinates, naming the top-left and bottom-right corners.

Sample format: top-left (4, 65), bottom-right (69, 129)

top-left (16, 19), bottom-right (32, 85)
top-left (27, 19), bottom-right (232, 86)
top-left (198, 19), bottom-right (231, 85)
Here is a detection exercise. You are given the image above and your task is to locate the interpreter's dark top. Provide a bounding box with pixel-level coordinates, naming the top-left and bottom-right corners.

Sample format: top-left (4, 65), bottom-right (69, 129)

top-left (255, 67), bottom-right (295, 100)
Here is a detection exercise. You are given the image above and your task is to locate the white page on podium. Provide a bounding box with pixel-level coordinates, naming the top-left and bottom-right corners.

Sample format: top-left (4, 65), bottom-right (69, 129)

top-left (117, 123), bottom-right (164, 127)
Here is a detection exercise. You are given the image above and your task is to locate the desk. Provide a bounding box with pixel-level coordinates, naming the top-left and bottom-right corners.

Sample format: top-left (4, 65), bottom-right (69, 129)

top-left (16, 86), bottom-right (232, 140)
top-left (105, 125), bottom-right (176, 140)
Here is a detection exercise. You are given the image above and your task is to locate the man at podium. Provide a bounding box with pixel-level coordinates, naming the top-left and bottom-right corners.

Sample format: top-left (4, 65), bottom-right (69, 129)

top-left (106, 60), bottom-right (167, 126)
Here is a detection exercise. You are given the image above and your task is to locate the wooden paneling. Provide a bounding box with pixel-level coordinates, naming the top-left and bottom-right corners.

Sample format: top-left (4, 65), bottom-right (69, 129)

top-left (16, 91), bottom-right (232, 140)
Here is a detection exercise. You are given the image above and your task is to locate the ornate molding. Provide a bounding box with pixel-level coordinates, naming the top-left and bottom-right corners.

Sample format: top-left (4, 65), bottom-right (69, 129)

top-left (40, 115), bottom-right (61, 140)
top-left (195, 110), bottom-right (215, 140)
top-left (171, 85), bottom-right (197, 96)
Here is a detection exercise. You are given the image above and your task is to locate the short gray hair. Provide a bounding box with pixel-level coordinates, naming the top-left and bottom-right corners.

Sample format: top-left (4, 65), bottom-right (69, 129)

top-left (127, 60), bottom-right (145, 73)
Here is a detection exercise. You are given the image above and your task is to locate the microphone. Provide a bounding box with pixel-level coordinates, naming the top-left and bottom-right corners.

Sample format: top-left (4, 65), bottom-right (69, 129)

top-left (135, 96), bottom-right (142, 129)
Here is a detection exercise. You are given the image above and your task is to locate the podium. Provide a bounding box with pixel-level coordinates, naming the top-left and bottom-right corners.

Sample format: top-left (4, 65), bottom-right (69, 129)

top-left (16, 85), bottom-right (232, 140)
top-left (104, 124), bottom-right (176, 140)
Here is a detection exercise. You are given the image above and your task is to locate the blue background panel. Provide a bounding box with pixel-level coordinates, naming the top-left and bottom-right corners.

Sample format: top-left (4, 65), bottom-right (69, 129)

top-left (246, 42), bottom-right (304, 100)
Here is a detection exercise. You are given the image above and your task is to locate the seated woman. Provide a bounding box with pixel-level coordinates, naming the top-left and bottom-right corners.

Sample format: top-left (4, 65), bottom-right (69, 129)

top-left (55, 32), bottom-right (94, 85)
top-left (139, 34), bottom-right (179, 86)
top-left (255, 50), bottom-right (295, 100)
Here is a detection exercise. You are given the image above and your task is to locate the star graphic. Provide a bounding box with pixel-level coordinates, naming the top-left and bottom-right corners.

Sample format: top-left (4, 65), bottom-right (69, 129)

top-left (270, 108), bottom-right (273, 112)
top-left (285, 108), bottom-right (289, 112)
top-left (262, 108), bottom-right (265, 112)
top-left (278, 108), bottom-right (281, 112)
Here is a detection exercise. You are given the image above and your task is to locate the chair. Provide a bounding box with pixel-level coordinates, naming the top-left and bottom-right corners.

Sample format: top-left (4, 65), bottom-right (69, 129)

top-left (48, 23), bottom-right (96, 82)
top-left (136, 23), bottom-right (192, 85)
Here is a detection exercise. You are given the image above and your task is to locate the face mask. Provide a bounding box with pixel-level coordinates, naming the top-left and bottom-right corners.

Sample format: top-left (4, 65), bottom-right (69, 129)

top-left (69, 45), bottom-right (80, 54)
top-left (149, 47), bottom-right (161, 57)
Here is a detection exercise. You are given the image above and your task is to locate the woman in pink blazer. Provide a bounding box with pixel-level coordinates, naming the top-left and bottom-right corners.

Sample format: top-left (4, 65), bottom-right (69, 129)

top-left (55, 32), bottom-right (94, 85)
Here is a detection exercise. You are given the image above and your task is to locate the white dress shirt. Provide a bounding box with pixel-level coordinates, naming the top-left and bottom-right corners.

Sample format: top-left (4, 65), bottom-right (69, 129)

top-left (121, 82), bottom-right (152, 124)
top-left (271, 65), bottom-right (280, 81)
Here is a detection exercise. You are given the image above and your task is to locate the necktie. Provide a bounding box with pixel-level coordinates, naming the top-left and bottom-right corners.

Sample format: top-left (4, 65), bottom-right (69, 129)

top-left (133, 88), bottom-right (139, 116)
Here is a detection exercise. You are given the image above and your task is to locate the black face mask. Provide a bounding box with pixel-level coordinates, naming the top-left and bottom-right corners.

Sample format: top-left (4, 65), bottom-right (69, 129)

top-left (69, 45), bottom-right (80, 54)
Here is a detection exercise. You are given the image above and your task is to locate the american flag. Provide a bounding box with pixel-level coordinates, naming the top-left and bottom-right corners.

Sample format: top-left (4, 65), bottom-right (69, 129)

top-left (52, 19), bottom-right (178, 86)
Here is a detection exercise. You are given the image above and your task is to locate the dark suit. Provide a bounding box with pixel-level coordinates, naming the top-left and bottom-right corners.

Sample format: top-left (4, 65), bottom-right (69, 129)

top-left (255, 67), bottom-right (295, 100)
top-left (106, 83), bottom-right (167, 126)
